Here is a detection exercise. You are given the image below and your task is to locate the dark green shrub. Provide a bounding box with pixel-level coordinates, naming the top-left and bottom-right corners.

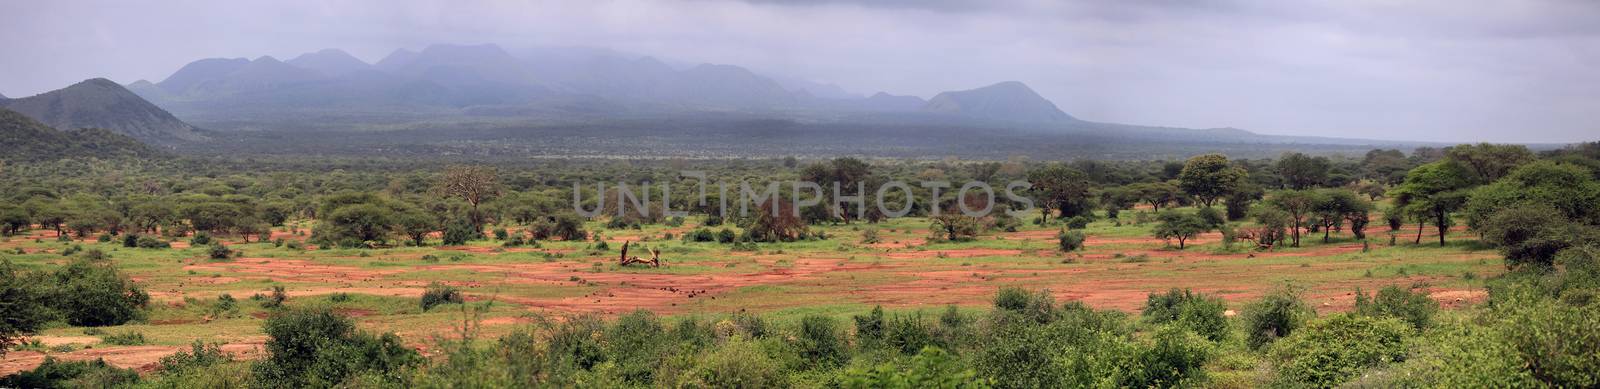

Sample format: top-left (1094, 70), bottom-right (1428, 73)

top-left (1141, 288), bottom-right (1229, 341)
top-left (0, 260), bottom-right (50, 354)
top-left (190, 232), bottom-right (212, 245)
top-left (208, 243), bottom-right (233, 260)
top-left (0, 357), bottom-right (139, 389)
top-left (1057, 230), bottom-right (1086, 252)
top-left (1242, 286), bottom-right (1314, 349)
top-left (798, 315), bottom-right (846, 369)
top-left (123, 233), bottom-right (140, 248)
top-left (136, 235), bottom-right (170, 249)
top-left (1123, 326), bottom-right (1214, 388)
top-left (492, 228), bottom-right (508, 241)
top-left (420, 282), bottom-right (463, 311)
top-left (1065, 215), bottom-right (1092, 229)
top-left (251, 308), bottom-right (421, 388)
top-left (1354, 285), bottom-right (1439, 330)
top-left (717, 228), bottom-right (736, 243)
top-left (441, 219), bottom-right (478, 246)
top-left (604, 310), bottom-right (667, 384)
top-left (854, 306), bottom-right (886, 346)
top-left (1270, 314), bottom-right (1411, 388)
top-left (261, 285), bottom-right (287, 308)
top-left (50, 258), bottom-right (149, 326)
top-left (1196, 206), bottom-right (1226, 229)
top-left (102, 330), bottom-right (147, 345)
top-left (158, 341), bottom-right (234, 373)
top-left (993, 287), bottom-right (1055, 323)
top-left (841, 347), bottom-right (983, 388)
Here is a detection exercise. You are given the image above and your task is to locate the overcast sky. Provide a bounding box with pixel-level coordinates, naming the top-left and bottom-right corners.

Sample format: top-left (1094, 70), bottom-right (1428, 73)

top-left (2, 0), bottom-right (1596, 143)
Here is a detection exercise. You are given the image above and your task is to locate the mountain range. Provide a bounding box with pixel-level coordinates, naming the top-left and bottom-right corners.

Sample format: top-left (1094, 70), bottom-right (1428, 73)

top-left (0, 43), bottom-right (1451, 159)
top-left (124, 44), bottom-right (1077, 123)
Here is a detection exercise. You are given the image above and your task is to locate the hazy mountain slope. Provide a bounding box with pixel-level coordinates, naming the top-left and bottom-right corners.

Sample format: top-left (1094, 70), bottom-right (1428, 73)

top-left (0, 107), bottom-right (158, 161)
top-left (287, 49), bottom-right (372, 76)
top-left (0, 78), bottom-right (207, 143)
top-left (156, 58), bottom-right (250, 94)
top-left (859, 92), bottom-right (927, 111)
top-left (377, 44), bottom-right (537, 87)
top-left (657, 64), bottom-right (798, 108)
top-left (922, 81), bottom-right (1074, 122)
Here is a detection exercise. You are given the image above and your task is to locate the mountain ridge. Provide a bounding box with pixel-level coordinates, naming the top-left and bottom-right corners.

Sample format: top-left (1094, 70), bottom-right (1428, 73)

top-left (0, 78), bottom-right (207, 143)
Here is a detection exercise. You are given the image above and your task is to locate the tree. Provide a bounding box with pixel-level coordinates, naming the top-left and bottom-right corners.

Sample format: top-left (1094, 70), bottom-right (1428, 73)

top-left (315, 204), bottom-right (395, 247)
top-left (51, 259), bottom-right (150, 326)
top-left (1154, 211), bottom-right (1209, 249)
top-left (1099, 187), bottom-right (1139, 219)
top-left (1477, 205), bottom-right (1595, 268)
top-left (0, 260), bottom-right (50, 355)
top-left (1266, 190), bottom-right (1320, 247)
top-left (1131, 181), bottom-right (1184, 213)
top-left (1463, 160), bottom-right (1600, 230)
top-left (1178, 154), bottom-right (1247, 208)
top-left (0, 206), bottom-right (29, 235)
top-left (1277, 153), bottom-right (1331, 190)
top-left (1224, 183), bottom-right (1264, 221)
top-left (1390, 161), bottom-right (1475, 246)
top-left (438, 165), bottom-right (501, 228)
top-left (1312, 189), bottom-right (1372, 242)
top-left (1027, 164), bottom-right (1094, 222)
top-left (1445, 143), bottom-right (1534, 184)
top-left (392, 207), bottom-right (438, 247)
top-left (1361, 149), bottom-right (1412, 185)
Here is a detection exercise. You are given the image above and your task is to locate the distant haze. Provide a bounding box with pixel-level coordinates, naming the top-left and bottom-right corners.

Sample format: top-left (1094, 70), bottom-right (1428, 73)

top-left (2, 0), bottom-right (1597, 143)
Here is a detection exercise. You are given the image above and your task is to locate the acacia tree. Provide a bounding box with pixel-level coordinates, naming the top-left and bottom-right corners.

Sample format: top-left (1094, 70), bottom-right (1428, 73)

top-left (438, 165), bottom-right (501, 228)
top-left (1154, 211), bottom-right (1209, 249)
top-left (1178, 154), bottom-right (1247, 208)
top-left (1389, 161), bottom-right (1474, 246)
top-left (1026, 164), bottom-right (1094, 223)
top-left (1313, 189), bottom-right (1372, 242)
top-left (1132, 181), bottom-right (1183, 213)
top-left (1266, 190), bottom-right (1320, 247)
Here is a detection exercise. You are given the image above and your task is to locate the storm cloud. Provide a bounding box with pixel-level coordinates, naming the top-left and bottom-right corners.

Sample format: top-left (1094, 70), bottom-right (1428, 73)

top-left (1, 0), bottom-right (1596, 142)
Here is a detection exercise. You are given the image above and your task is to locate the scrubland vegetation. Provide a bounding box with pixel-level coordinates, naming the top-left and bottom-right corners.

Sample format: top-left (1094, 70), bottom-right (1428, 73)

top-left (0, 141), bottom-right (1597, 387)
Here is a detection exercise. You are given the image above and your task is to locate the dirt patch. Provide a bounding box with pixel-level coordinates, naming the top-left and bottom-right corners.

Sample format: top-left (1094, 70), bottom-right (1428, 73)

top-left (882, 249), bottom-right (1023, 259)
top-left (0, 342), bottom-right (265, 376)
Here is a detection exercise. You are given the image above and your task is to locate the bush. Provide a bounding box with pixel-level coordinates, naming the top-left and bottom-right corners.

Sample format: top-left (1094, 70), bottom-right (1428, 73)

top-left (420, 282), bottom-right (464, 311)
top-left (261, 285), bottom-right (287, 308)
top-left (1124, 326), bottom-right (1214, 388)
top-left (441, 219), bottom-right (478, 246)
top-left (861, 228), bottom-right (881, 244)
top-left (102, 331), bottom-right (147, 345)
top-left (1195, 207), bottom-right (1226, 229)
top-left (1065, 215), bottom-right (1092, 229)
top-left (1241, 286), bottom-right (1314, 349)
top-left (122, 233), bottom-right (140, 248)
top-left (1478, 205), bottom-right (1595, 269)
top-left (159, 341), bottom-right (234, 373)
top-left (993, 287), bottom-right (1055, 323)
top-left (0, 260), bottom-right (50, 354)
top-left (1354, 285), bottom-right (1439, 330)
top-left (208, 243), bottom-right (233, 260)
top-left (1141, 288), bottom-right (1229, 341)
top-left (190, 232), bottom-right (212, 245)
top-left (605, 310), bottom-right (667, 384)
top-left (136, 235), bottom-right (170, 249)
top-left (1270, 314), bottom-right (1411, 388)
top-left (841, 347), bottom-right (983, 388)
top-left (492, 228), bottom-right (508, 241)
top-left (50, 258), bottom-right (149, 326)
top-left (685, 228), bottom-right (716, 242)
top-left (717, 228), bottom-right (736, 243)
top-left (1057, 230), bottom-right (1086, 252)
top-left (798, 315), bottom-right (846, 369)
top-left (689, 337), bottom-right (782, 387)
top-left (252, 308), bottom-right (421, 388)
top-left (0, 357), bottom-right (139, 389)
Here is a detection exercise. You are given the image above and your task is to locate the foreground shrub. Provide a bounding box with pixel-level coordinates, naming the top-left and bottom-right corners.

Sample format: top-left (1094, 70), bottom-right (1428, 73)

top-left (0, 357), bottom-right (139, 388)
top-left (1141, 288), bottom-right (1229, 341)
top-left (798, 315), bottom-right (846, 369)
top-left (251, 308), bottom-right (421, 388)
top-left (1241, 286), bottom-right (1313, 349)
top-left (1269, 314), bottom-right (1411, 388)
top-left (50, 258), bottom-right (149, 326)
top-left (1354, 285), bottom-right (1439, 330)
top-left (208, 243), bottom-right (233, 260)
top-left (1123, 325), bottom-right (1214, 388)
top-left (0, 260), bottom-right (50, 353)
top-left (688, 337), bottom-right (783, 388)
top-left (842, 347), bottom-right (986, 388)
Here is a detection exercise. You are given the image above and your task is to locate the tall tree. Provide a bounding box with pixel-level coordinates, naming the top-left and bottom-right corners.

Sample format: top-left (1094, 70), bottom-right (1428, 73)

top-left (1389, 160), bottom-right (1475, 246)
top-left (1276, 153), bottom-right (1331, 190)
top-left (1027, 164), bottom-right (1094, 222)
top-left (1266, 190), bottom-right (1320, 247)
top-left (1178, 153), bottom-right (1247, 208)
top-left (438, 165), bottom-right (501, 228)
top-left (1444, 143), bottom-right (1534, 184)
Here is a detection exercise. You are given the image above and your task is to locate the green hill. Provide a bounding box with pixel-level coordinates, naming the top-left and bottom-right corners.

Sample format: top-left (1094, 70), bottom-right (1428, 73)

top-left (0, 107), bottom-right (161, 162)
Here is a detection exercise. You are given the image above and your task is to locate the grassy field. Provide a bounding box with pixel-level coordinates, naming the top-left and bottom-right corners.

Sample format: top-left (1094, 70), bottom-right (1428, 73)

top-left (0, 205), bottom-right (1502, 375)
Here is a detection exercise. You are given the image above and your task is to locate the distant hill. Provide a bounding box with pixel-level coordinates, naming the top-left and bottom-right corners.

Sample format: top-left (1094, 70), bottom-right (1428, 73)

top-left (0, 107), bottom-right (159, 161)
top-left (0, 78), bottom-right (207, 143)
top-left (287, 49), bottom-right (372, 76)
top-left (859, 92), bottom-right (927, 111)
top-left (922, 81), bottom-right (1074, 122)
